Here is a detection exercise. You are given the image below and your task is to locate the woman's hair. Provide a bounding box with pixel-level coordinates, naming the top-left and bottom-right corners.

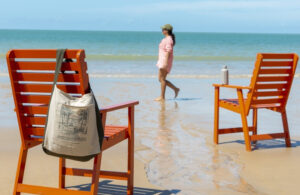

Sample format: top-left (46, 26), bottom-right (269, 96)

top-left (167, 30), bottom-right (176, 46)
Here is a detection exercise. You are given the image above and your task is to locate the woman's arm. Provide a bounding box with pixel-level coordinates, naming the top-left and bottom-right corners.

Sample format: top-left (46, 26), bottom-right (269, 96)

top-left (163, 37), bottom-right (173, 68)
top-left (163, 51), bottom-right (170, 67)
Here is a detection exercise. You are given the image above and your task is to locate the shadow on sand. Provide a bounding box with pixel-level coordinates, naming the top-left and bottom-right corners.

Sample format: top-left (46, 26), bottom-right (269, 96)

top-left (67, 180), bottom-right (180, 195)
top-left (219, 139), bottom-right (300, 151)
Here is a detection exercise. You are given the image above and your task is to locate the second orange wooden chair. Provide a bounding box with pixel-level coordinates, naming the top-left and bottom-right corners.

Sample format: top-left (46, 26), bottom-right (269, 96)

top-left (213, 53), bottom-right (298, 151)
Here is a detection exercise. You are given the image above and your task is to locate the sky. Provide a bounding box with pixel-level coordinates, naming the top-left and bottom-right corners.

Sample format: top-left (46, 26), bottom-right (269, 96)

top-left (0, 0), bottom-right (300, 33)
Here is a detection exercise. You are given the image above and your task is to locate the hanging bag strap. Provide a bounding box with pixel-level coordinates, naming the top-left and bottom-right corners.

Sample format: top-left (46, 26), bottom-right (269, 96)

top-left (52, 49), bottom-right (66, 93)
top-left (89, 84), bottom-right (104, 149)
top-left (43, 49), bottom-right (66, 137)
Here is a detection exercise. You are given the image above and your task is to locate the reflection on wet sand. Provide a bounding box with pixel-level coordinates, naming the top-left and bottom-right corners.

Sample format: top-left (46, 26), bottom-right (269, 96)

top-left (156, 101), bottom-right (174, 154)
top-left (142, 100), bottom-right (262, 194)
top-left (148, 101), bottom-right (179, 187)
top-left (156, 101), bottom-right (178, 168)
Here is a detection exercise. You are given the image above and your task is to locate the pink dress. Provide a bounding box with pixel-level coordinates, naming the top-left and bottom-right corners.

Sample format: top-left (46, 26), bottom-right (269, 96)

top-left (156, 36), bottom-right (174, 73)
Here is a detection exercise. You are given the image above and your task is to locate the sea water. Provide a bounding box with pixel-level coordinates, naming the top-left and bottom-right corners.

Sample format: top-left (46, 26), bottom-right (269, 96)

top-left (0, 29), bottom-right (300, 76)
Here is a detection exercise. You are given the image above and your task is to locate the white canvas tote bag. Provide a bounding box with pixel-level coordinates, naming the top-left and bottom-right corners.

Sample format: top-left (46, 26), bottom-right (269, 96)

top-left (43, 49), bottom-right (103, 161)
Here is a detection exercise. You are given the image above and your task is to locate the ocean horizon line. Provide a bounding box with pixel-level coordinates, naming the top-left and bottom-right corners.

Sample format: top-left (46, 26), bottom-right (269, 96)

top-left (0, 28), bottom-right (300, 35)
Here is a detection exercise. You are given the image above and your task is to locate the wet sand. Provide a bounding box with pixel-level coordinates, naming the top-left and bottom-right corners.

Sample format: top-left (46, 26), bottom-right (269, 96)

top-left (213, 134), bottom-right (300, 195)
top-left (0, 76), bottom-right (300, 194)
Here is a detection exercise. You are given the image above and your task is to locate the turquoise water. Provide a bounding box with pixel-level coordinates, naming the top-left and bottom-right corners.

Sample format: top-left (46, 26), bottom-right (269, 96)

top-left (0, 29), bottom-right (300, 75)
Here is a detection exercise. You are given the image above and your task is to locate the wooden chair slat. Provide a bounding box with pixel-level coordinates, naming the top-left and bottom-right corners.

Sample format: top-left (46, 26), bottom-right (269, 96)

top-left (250, 133), bottom-right (285, 141)
top-left (259, 68), bottom-right (291, 74)
top-left (257, 76), bottom-right (290, 82)
top-left (15, 72), bottom-right (80, 82)
top-left (27, 127), bottom-right (44, 136)
top-left (8, 49), bottom-right (81, 59)
top-left (21, 106), bottom-right (48, 115)
top-left (16, 84), bottom-right (81, 93)
top-left (16, 183), bottom-right (91, 195)
top-left (252, 98), bottom-right (283, 105)
top-left (260, 61), bottom-right (293, 67)
top-left (253, 91), bottom-right (286, 97)
top-left (255, 83), bottom-right (288, 89)
top-left (105, 125), bottom-right (127, 130)
top-left (25, 126), bottom-right (129, 139)
top-left (261, 53), bottom-right (295, 59)
top-left (105, 128), bottom-right (126, 132)
top-left (19, 95), bottom-right (50, 104)
top-left (24, 116), bottom-right (46, 126)
top-left (11, 61), bottom-right (79, 71)
top-left (26, 122), bottom-right (128, 138)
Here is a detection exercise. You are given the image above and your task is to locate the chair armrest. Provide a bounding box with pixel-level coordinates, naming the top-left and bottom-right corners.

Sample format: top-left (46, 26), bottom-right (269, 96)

top-left (100, 101), bottom-right (139, 113)
top-left (213, 84), bottom-right (252, 90)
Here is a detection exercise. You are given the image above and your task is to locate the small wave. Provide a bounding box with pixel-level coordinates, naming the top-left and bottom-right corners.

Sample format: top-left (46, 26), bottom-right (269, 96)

top-left (88, 73), bottom-right (300, 78)
top-left (0, 53), bottom-right (253, 61)
top-left (86, 55), bottom-right (253, 61)
top-left (89, 73), bottom-right (280, 79)
top-left (90, 73), bottom-right (224, 78)
top-left (0, 72), bottom-right (299, 79)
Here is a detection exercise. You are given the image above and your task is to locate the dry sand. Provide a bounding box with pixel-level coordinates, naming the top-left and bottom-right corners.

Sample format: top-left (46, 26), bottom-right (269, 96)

top-left (0, 127), bottom-right (168, 194)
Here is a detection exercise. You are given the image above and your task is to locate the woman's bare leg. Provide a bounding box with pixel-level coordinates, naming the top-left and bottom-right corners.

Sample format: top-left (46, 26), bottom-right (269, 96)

top-left (155, 69), bottom-right (167, 101)
top-left (166, 80), bottom-right (180, 98)
top-left (161, 69), bottom-right (180, 98)
top-left (155, 69), bottom-right (180, 101)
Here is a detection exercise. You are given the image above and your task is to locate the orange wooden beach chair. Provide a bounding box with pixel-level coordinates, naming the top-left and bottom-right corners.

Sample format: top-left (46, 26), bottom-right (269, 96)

top-left (213, 53), bottom-right (298, 151)
top-left (7, 49), bottom-right (139, 194)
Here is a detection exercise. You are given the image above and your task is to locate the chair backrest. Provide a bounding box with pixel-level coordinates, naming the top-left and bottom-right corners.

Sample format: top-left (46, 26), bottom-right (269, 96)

top-left (6, 49), bottom-right (89, 147)
top-left (246, 53), bottom-right (298, 113)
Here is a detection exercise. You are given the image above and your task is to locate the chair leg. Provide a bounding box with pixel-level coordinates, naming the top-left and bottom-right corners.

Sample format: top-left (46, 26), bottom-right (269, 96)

top-left (281, 110), bottom-right (291, 147)
top-left (240, 112), bottom-right (252, 151)
top-left (214, 87), bottom-right (220, 144)
top-left (59, 157), bottom-right (66, 189)
top-left (13, 146), bottom-right (28, 195)
top-left (252, 108), bottom-right (258, 144)
top-left (127, 137), bottom-right (134, 195)
top-left (127, 106), bottom-right (134, 195)
top-left (237, 89), bottom-right (251, 151)
top-left (90, 153), bottom-right (102, 195)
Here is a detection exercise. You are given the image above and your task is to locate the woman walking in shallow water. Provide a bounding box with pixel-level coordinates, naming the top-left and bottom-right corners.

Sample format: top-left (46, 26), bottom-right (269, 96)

top-left (155, 24), bottom-right (180, 101)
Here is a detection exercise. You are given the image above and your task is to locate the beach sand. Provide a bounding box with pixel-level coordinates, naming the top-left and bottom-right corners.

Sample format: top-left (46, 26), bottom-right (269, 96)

top-left (0, 76), bottom-right (300, 194)
top-left (0, 127), bottom-right (170, 194)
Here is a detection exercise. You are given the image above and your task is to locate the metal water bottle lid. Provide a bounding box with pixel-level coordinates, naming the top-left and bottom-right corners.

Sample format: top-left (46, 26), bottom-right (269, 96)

top-left (221, 65), bottom-right (229, 85)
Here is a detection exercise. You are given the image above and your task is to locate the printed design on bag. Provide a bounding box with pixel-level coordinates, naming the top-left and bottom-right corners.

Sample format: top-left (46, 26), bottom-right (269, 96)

top-left (56, 104), bottom-right (89, 142)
